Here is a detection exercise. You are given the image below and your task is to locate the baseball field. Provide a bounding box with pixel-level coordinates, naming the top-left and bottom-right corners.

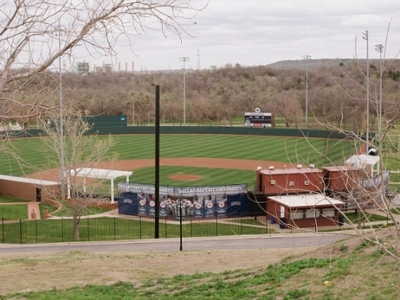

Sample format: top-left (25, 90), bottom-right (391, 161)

top-left (0, 134), bottom-right (355, 185)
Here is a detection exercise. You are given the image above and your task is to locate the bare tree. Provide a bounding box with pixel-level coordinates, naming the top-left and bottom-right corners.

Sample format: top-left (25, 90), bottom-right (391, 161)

top-left (131, 91), bottom-right (153, 126)
top-left (40, 107), bottom-right (117, 241)
top-left (275, 90), bottom-right (303, 128)
top-left (190, 95), bottom-right (211, 125)
top-left (0, 0), bottom-right (206, 126)
top-left (290, 30), bottom-right (400, 296)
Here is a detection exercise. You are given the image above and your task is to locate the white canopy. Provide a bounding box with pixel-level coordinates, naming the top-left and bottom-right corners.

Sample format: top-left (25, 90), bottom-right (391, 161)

top-left (345, 154), bottom-right (380, 169)
top-left (68, 167), bottom-right (133, 203)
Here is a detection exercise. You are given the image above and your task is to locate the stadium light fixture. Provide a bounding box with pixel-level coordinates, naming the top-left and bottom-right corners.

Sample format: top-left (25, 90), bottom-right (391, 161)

top-left (363, 30), bottom-right (370, 153)
top-left (375, 44), bottom-right (383, 173)
top-left (302, 55), bottom-right (311, 128)
top-left (179, 57), bottom-right (189, 125)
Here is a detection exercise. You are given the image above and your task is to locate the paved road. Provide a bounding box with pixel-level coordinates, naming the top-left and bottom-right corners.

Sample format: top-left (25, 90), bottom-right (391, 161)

top-left (0, 233), bottom-right (349, 254)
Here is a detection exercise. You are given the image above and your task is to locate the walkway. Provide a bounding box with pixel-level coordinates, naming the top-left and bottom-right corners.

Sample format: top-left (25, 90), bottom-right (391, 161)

top-left (27, 202), bottom-right (41, 220)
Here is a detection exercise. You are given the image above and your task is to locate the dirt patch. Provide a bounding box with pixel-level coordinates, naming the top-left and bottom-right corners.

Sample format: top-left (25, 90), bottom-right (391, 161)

top-left (169, 174), bottom-right (202, 181)
top-left (0, 247), bottom-right (318, 295)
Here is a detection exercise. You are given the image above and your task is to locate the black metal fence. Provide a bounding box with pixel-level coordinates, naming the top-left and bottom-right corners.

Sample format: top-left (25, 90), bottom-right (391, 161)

top-left (1, 215), bottom-right (272, 244)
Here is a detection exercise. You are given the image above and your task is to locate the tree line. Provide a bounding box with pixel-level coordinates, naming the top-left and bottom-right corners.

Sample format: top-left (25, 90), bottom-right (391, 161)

top-left (5, 59), bottom-right (400, 132)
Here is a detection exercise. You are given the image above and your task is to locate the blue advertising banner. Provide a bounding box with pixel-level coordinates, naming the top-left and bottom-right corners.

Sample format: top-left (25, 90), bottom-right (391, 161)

top-left (118, 192), bottom-right (138, 215)
top-left (159, 196), bottom-right (169, 217)
top-left (227, 194), bottom-right (249, 217)
top-left (147, 194), bottom-right (156, 217)
top-left (192, 195), bottom-right (203, 219)
top-left (118, 183), bottom-right (246, 196)
top-left (215, 194), bottom-right (227, 218)
top-left (118, 183), bottom-right (248, 219)
top-left (137, 193), bottom-right (147, 216)
top-left (203, 195), bottom-right (215, 219)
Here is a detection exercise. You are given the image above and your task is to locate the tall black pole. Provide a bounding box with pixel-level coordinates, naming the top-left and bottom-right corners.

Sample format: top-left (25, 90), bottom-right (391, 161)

top-left (179, 199), bottom-right (183, 251)
top-left (155, 85), bottom-right (160, 238)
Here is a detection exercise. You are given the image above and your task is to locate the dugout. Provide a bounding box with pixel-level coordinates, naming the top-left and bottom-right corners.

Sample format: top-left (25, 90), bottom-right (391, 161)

top-left (246, 190), bottom-right (267, 216)
top-left (267, 193), bottom-right (345, 229)
top-left (0, 175), bottom-right (60, 202)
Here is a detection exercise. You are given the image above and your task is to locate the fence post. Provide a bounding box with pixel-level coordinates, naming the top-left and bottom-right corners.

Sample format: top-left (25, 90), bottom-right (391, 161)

top-left (215, 214), bottom-right (218, 236)
top-left (240, 215), bottom-right (243, 235)
top-left (164, 217), bottom-right (167, 238)
top-left (61, 219), bottom-right (64, 242)
top-left (114, 217), bottom-right (116, 240)
top-left (35, 219), bottom-right (38, 244)
top-left (19, 219), bottom-right (22, 244)
top-left (87, 218), bottom-right (90, 241)
top-left (1, 218), bottom-right (4, 243)
top-left (139, 216), bottom-right (142, 239)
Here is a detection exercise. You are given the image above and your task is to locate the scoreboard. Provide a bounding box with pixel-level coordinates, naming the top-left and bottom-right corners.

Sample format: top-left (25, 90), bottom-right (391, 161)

top-left (244, 111), bottom-right (273, 127)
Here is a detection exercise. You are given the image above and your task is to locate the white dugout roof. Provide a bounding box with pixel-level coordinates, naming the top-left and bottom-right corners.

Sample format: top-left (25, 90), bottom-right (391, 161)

top-left (269, 193), bottom-right (345, 208)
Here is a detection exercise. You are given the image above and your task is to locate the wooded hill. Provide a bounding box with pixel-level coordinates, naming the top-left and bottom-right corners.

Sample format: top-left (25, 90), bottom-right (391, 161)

top-left (11, 59), bottom-right (400, 131)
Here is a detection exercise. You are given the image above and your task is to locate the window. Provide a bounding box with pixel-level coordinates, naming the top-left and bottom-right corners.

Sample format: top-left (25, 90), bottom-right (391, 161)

top-left (305, 209), bottom-right (320, 219)
top-left (288, 181), bottom-right (294, 186)
top-left (270, 180), bottom-right (276, 185)
top-left (322, 208), bottom-right (335, 217)
top-left (304, 181), bottom-right (310, 186)
top-left (290, 210), bottom-right (303, 220)
top-left (280, 206), bottom-right (285, 218)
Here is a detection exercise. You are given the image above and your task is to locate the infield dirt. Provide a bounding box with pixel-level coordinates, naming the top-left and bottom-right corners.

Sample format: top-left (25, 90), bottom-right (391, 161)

top-left (27, 158), bottom-right (293, 181)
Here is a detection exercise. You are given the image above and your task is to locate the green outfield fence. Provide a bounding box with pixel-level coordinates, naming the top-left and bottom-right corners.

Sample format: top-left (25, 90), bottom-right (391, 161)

top-left (1, 215), bottom-right (271, 244)
top-left (8, 114), bottom-right (364, 139)
top-left (15, 126), bottom-right (351, 139)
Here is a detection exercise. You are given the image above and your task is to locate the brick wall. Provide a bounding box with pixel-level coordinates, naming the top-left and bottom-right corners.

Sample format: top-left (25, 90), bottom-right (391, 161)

top-left (0, 178), bottom-right (61, 202)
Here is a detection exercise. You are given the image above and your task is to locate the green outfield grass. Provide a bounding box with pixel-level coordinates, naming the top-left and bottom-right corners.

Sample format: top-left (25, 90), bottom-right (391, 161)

top-left (0, 135), bottom-right (355, 184)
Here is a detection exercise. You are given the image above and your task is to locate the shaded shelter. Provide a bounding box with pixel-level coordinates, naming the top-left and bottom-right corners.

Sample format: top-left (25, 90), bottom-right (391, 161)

top-left (68, 168), bottom-right (133, 203)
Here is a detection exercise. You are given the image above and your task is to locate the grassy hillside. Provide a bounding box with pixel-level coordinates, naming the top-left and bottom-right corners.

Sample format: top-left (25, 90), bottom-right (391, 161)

top-left (3, 228), bottom-right (398, 300)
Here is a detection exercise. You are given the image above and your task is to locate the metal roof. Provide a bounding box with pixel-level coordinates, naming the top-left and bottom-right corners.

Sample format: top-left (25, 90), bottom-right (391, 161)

top-left (0, 175), bottom-right (59, 186)
top-left (70, 168), bottom-right (133, 180)
top-left (259, 167), bottom-right (322, 175)
top-left (322, 165), bottom-right (357, 172)
top-left (268, 193), bottom-right (345, 208)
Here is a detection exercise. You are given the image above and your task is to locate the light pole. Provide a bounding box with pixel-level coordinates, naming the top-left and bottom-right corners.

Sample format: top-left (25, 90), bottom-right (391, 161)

top-left (363, 31), bottom-right (370, 153)
top-left (375, 44), bottom-right (383, 146)
top-left (302, 55), bottom-right (311, 128)
top-left (132, 97), bottom-right (135, 126)
top-left (179, 57), bottom-right (189, 125)
top-left (56, 25), bottom-right (65, 200)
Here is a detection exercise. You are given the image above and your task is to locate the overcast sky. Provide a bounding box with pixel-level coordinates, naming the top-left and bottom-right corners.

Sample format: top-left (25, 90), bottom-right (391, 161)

top-left (75, 0), bottom-right (400, 72)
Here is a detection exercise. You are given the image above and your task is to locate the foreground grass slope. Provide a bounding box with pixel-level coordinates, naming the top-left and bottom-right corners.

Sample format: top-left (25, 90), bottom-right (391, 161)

top-left (2, 228), bottom-right (397, 300)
